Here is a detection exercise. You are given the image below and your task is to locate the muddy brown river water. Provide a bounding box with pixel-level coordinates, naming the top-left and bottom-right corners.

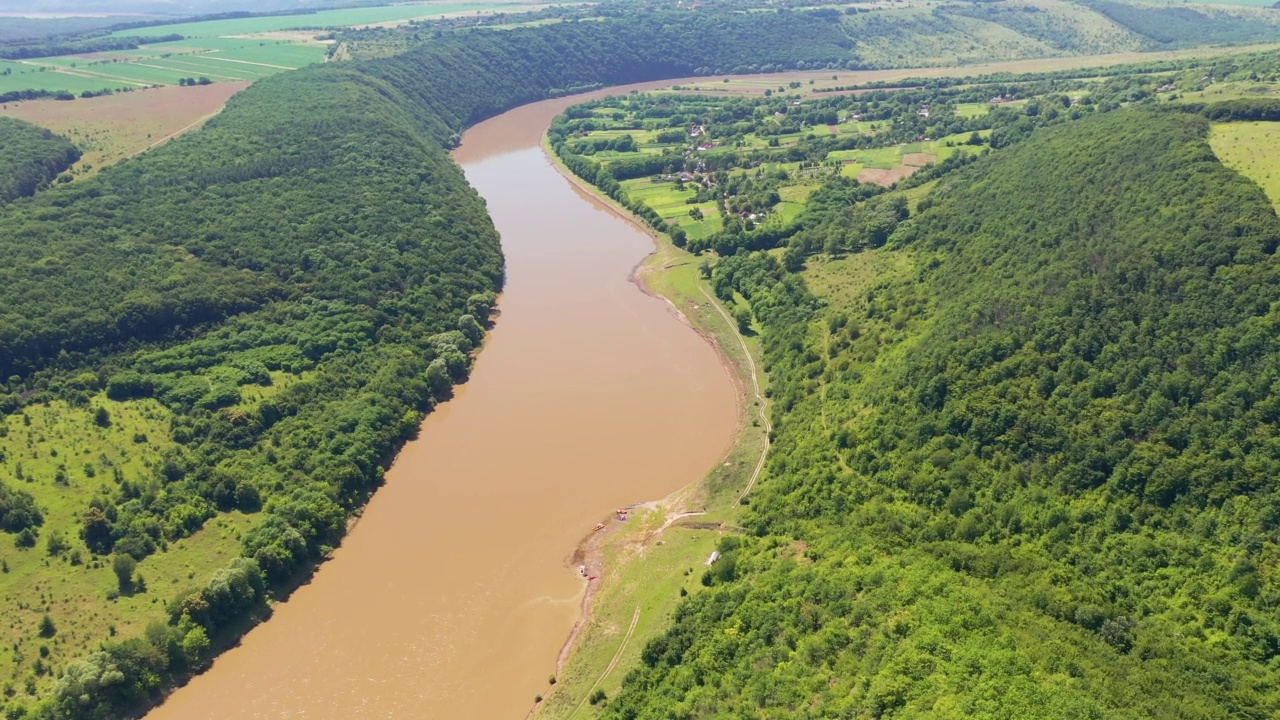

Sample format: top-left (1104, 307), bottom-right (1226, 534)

top-left (145, 90), bottom-right (737, 718)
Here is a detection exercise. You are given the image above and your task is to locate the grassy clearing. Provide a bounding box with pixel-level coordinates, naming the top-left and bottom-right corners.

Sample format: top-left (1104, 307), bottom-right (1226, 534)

top-left (802, 247), bottom-right (912, 310)
top-left (830, 131), bottom-right (983, 181)
top-left (0, 397), bottom-right (258, 698)
top-left (955, 102), bottom-right (993, 118)
top-left (1209, 121), bottom-right (1280, 211)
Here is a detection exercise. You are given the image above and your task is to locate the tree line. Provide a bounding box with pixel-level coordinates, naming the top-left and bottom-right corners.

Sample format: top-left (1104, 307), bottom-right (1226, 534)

top-left (0, 117), bottom-right (80, 204)
top-left (0, 34), bottom-right (183, 60)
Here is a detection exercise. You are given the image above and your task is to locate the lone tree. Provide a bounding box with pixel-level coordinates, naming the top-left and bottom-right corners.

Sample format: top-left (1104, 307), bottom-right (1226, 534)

top-left (733, 305), bottom-right (753, 334)
top-left (112, 553), bottom-right (136, 593)
top-left (38, 614), bottom-right (56, 638)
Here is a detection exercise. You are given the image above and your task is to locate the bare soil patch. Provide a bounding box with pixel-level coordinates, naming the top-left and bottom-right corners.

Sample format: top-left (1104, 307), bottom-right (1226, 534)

top-left (858, 165), bottom-right (919, 186)
top-left (903, 152), bottom-right (936, 167)
top-left (0, 81), bottom-right (249, 175)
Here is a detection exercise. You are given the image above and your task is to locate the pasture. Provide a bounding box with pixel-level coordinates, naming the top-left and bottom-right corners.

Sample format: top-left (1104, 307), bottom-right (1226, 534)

top-left (1210, 121), bottom-right (1280, 211)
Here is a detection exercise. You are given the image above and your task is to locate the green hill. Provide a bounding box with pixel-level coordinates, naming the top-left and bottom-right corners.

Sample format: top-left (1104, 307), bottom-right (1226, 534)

top-left (605, 108), bottom-right (1280, 718)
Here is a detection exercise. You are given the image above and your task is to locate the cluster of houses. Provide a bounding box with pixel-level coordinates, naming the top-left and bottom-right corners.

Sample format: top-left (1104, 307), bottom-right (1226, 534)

top-left (685, 124), bottom-right (718, 150)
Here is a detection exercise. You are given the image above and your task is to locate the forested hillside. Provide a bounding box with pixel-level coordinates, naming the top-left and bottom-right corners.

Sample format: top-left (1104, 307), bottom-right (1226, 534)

top-left (603, 109), bottom-right (1280, 718)
top-left (342, 1), bottom-right (1280, 68)
top-left (1084, 0), bottom-right (1280, 48)
top-left (0, 117), bottom-right (79, 203)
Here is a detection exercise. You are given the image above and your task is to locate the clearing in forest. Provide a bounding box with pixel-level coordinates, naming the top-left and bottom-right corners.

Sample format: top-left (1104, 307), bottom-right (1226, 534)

top-left (1209, 121), bottom-right (1280, 211)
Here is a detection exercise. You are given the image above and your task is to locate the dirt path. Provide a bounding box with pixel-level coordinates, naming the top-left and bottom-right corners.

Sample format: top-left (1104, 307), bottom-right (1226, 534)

top-left (567, 605), bottom-right (641, 720)
top-left (131, 108), bottom-right (225, 158)
top-left (644, 511), bottom-right (706, 546)
top-left (697, 285), bottom-right (771, 502)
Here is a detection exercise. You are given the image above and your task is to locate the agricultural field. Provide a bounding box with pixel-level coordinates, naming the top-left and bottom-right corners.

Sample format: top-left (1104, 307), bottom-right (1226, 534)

top-left (1209, 121), bottom-right (1280, 211)
top-left (0, 81), bottom-right (249, 177)
top-left (0, 38), bottom-right (324, 94)
top-left (0, 1), bottom-right (531, 94)
top-left (111, 2), bottom-right (524, 39)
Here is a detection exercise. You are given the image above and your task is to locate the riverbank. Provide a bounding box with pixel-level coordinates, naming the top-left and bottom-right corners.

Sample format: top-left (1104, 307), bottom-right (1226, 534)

top-left (530, 134), bottom-right (771, 720)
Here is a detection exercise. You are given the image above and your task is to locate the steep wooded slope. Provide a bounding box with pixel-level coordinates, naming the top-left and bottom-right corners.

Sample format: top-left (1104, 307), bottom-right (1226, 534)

top-left (606, 109), bottom-right (1280, 719)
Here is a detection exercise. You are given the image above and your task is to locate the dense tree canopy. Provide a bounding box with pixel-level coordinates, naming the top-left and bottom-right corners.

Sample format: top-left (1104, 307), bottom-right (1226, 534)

top-left (605, 108), bottom-right (1280, 718)
top-left (0, 117), bottom-right (79, 204)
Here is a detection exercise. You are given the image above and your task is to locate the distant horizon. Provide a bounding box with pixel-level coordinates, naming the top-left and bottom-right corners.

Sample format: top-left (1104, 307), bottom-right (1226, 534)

top-left (0, 11), bottom-right (155, 16)
top-left (0, 0), bottom-right (350, 20)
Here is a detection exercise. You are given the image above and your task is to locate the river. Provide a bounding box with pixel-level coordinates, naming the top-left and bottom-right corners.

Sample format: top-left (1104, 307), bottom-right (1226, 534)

top-left (145, 91), bottom-right (737, 718)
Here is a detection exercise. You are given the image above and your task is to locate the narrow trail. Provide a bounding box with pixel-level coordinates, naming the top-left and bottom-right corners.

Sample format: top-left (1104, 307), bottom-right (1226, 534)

top-left (644, 511), bottom-right (705, 546)
top-left (568, 605), bottom-right (641, 720)
top-left (132, 109), bottom-right (226, 158)
top-left (698, 285), bottom-right (771, 502)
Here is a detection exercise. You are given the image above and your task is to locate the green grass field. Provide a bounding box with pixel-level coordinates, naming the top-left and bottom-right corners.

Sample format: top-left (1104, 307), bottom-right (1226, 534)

top-left (3, 2), bottom-right (528, 94)
top-left (955, 102), bottom-right (994, 118)
top-left (0, 396), bottom-right (258, 698)
top-left (3, 40), bottom-right (325, 93)
top-left (0, 61), bottom-right (146, 94)
top-left (1210, 121), bottom-right (1280, 211)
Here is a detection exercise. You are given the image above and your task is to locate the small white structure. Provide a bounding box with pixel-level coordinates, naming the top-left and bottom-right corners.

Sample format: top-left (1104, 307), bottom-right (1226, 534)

top-left (706, 551), bottom-right (721, 566)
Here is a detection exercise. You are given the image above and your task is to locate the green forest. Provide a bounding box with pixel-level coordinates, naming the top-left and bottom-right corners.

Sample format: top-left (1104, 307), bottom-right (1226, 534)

top-left (0, 118), bottom-right (79, 204)
top-left (597, 107), bottom-right (1280, 718)
top-left (5, 4), bottom-right (1280, 718)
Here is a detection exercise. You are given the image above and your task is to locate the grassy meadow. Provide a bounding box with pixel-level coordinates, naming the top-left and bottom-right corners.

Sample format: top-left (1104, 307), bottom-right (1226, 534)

top-left (0, 397), bottom-right (257, 698)
top-left (1210, 121), bottom-right (1280, 211)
